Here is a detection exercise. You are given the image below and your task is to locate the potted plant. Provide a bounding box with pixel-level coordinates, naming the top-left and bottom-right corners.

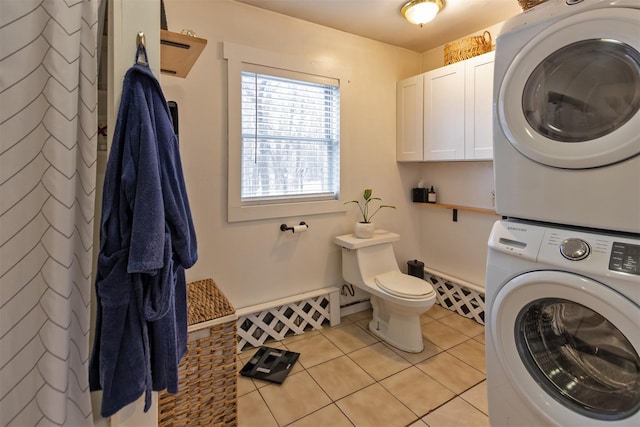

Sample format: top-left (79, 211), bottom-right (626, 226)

top-left (345, 188), bottom-right (396, 238)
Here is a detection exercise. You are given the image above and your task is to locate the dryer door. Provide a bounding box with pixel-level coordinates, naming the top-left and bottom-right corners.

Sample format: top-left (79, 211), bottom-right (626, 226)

top-left (497, 8), bottom-right (640, 169)
top-left (490, 271), bottom-right (640, 425)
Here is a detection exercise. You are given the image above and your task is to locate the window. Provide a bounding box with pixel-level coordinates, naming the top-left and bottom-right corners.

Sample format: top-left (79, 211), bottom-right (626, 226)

top-left (241, 67), bottom-right (340, 204)
top-left (224, 43), bottom-right (348, 222)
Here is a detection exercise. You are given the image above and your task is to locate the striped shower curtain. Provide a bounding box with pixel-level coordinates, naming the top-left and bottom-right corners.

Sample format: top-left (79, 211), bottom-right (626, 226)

top-left (0, 1), bottom-right (99, 425)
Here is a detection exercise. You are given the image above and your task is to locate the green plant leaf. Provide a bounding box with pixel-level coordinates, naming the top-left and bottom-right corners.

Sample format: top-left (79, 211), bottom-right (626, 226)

top-left (345, 189), bottom-right (396, 223)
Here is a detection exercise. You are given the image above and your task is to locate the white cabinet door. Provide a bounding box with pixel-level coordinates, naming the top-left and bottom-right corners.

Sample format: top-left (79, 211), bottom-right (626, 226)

top-left (424, 61), bottom-right (465, 160)
top-left (397, 51), bottom-right (495, 162)
top-left (465, 51), bottom-right (495, 160)
top-left (396, 74), bottom-right (424, 161)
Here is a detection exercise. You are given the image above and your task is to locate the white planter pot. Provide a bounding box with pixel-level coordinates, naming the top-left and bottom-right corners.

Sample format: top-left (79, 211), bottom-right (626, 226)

top-left (354, 222), bottom-right (375, 239)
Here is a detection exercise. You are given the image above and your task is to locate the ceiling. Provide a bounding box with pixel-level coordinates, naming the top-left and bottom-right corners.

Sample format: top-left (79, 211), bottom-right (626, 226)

top-left (234, 0), bottom-right (523, 53)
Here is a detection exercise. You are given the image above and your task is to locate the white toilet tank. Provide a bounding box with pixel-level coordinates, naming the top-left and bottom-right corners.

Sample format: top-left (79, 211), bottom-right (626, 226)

top-left (335, 231), bottom-right (402, 286)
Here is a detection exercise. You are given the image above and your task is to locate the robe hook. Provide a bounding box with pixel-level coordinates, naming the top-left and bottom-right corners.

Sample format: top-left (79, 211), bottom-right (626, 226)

top-left (137, 32), bottom-right (146, 49)
top-left (136, 31), bottom-right (148, 66)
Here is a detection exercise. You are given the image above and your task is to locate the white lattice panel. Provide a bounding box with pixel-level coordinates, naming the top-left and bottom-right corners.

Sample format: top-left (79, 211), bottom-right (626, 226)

top-left (236, 287), bottom-right (340, 352)
top-left (425, 272), bottom-right (485, 325)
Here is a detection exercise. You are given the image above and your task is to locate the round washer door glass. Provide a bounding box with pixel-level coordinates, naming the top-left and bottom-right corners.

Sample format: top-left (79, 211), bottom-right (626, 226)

top-left (518, 298), bottom-right (640, 420)
top-left (523, 39), bottom-right (640, 143)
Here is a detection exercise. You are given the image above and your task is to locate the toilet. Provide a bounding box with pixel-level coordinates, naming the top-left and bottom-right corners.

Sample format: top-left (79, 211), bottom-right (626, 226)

top-left (335, 230), bottom-right (436, 353)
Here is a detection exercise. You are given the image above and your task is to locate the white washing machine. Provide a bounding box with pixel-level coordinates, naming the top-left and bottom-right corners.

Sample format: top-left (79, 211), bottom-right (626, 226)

top-left (493, 0), bottom-right (640, 234)
top-left (486, 219), bottom-right (640, 426)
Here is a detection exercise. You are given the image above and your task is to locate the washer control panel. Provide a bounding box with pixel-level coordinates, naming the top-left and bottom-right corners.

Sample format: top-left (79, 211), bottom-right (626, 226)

top-left (489, 220), bottom-right (640, 281)
top-left (609, 242), bottom-right (640, 276)
top-left (559, 238), bottom-right (590, 261)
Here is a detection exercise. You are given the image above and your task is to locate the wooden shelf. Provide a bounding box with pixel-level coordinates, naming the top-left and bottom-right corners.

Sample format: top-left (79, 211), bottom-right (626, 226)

top-left (415, 202), bottom-right (497, 216)
top-left (160, 29), bottom-right (207, 78)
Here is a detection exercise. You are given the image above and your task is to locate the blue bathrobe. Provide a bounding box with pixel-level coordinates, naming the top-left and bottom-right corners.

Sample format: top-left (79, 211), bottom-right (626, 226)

top-left (89, 63), bottom-right (197, 417)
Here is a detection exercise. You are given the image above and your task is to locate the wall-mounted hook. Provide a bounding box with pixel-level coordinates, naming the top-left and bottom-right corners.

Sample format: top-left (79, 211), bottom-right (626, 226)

top-left (136, 31), bottom-right (148, 66)
top-left (137, 31), bottom-right (146, 49)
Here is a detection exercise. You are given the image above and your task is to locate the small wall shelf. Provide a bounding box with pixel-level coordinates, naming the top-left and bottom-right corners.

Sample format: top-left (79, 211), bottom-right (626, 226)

top-left (160, 29), bottom-right (207, 78)
top-left (415, 202), bottom-right (497, 221)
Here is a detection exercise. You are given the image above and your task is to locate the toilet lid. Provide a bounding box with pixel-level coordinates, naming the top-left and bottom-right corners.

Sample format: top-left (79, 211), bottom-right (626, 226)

top-left (375, 271), bottom-right (435, 299)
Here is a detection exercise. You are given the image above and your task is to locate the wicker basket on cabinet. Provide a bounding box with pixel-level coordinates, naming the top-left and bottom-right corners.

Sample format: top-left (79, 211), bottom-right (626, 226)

top-left (518, 0), bottom-right (548, 10)
top-left (444, 31), bottom-right (492, 65)
top-left (158, 278), bottom-right (237, 427)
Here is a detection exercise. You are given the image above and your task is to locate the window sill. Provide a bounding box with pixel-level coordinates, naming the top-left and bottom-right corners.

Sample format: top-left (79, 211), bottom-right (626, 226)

top-left (228, 199), bottom-right (346, 222)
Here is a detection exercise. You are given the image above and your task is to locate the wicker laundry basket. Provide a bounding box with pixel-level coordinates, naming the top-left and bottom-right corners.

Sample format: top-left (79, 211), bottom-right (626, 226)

top-left (444, 31), bottom-right (492, 65)
top-left (518, 0), bottom-right (549, 10)
top-left (158, 278), bottom-right (237, 427)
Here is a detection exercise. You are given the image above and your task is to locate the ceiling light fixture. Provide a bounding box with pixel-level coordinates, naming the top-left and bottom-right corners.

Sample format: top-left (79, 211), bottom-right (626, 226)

top-left (401, 0), bottom-right (444, 27)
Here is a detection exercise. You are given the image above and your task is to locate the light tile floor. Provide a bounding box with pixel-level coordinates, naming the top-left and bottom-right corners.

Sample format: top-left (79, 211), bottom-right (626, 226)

top-left (237, 305), bottom-right (489, 427)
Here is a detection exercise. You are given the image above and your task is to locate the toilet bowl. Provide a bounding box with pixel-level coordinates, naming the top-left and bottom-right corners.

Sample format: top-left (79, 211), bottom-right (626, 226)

top-left (335, 230), bottom-right (436, 353)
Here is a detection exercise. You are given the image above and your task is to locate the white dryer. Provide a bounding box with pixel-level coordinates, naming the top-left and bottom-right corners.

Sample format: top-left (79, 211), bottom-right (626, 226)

top-left (486, 219), bottom-right (640, 426)
top-left (493, 0), bottom-right (640, 234)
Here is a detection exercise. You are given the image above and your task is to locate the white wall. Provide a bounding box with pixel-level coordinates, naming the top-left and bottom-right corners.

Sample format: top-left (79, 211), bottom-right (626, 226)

top-left (413, 162), bottom-right (500, 286)
top-left (161, 0), bottom-right (423, 309)
top-left (410, 20), bottom-right (517, 287)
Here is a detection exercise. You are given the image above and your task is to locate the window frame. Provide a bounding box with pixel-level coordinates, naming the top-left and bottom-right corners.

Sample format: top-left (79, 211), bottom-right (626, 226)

top-left (224, 42), bottom-right (348, 222)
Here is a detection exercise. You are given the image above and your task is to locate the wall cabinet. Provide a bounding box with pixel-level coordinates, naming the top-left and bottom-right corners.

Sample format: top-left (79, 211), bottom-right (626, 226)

top-left (397, 51), bottom-right (495, 162)
top-left (464, 51), bottom-right (495, 160)
top-left (424, 60), bottom-right (465, 160)
top-left (396, 74), bottom-right (424, 161)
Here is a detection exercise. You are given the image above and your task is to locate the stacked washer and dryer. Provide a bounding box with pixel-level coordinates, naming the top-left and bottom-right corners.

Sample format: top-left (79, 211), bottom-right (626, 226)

top-left (485, 0), bottom-right (640, 426)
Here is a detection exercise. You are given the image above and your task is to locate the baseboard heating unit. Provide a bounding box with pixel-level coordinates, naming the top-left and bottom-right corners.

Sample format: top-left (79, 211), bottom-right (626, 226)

top-left (424, 267), bottom-right (485, 325)
top-left (236, 287), bottom-right (340, 352)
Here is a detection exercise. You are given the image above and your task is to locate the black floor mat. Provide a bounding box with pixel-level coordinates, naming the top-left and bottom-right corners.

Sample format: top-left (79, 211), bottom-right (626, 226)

top-left (240, 346), bottom-right (300, 384)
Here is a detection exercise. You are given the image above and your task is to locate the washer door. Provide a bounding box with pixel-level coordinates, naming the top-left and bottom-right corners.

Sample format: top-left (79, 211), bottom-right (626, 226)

top-left (491, 271), bottom-right (640, 425)
top-left (498, 8), bottom-right (640, 169)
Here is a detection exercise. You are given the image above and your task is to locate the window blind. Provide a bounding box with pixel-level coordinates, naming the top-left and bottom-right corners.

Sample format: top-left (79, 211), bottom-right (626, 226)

top-left (240, 70), bottom-right (340, 203)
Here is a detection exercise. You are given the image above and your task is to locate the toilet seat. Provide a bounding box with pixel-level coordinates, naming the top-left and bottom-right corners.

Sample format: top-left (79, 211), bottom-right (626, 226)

top-left (375, 271), bottom-right (435, 299)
